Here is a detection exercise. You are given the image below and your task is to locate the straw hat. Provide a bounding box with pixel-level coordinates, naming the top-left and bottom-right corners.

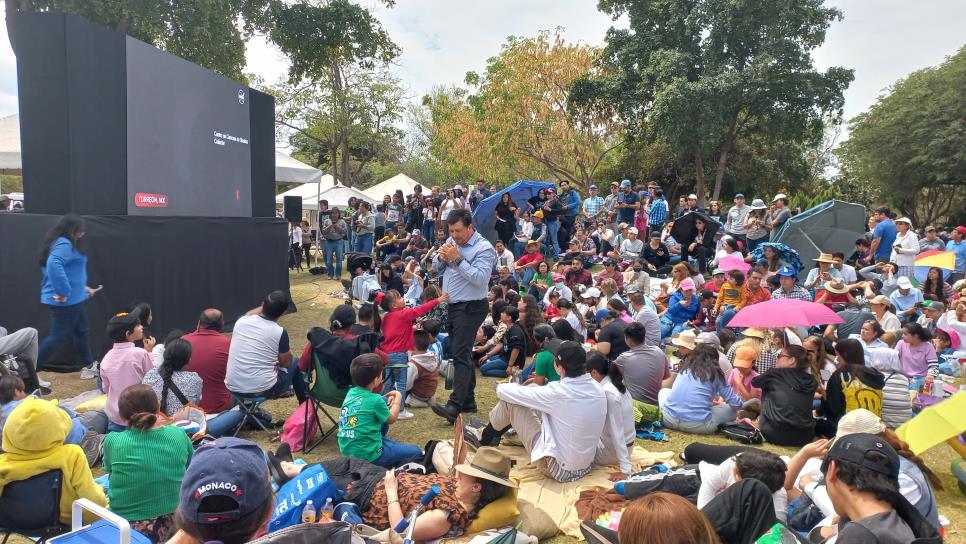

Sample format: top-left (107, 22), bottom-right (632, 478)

top-left (813, 252), bottom-right (836, 264)
top-left (823, 278), bottom-right (849, 295)
top-left (742, 327), bottom-right (766, 339)
top-left (671, 330), bottom-right (698, 351)
top-left (455, 447), bottom-right (517, 488)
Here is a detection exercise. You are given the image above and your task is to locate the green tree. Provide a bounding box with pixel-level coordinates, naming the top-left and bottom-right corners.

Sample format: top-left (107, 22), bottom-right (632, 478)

top-left (269, 0), bottom-right (399, 187)
top-left (571, 0), bottom-right (854, 203)
top-left (837, 46), bottom-right (966, 227)
top-left (5, 0), bottom-right (273, 81)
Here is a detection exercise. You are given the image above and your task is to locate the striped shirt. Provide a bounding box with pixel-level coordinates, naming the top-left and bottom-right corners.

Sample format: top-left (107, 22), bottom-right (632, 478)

top-left (880, 372), bottom-right (912, 428)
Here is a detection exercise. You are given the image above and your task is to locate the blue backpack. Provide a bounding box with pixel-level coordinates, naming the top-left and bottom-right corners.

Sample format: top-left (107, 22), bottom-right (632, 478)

top-left (269, 465), bottom-right (343, 531)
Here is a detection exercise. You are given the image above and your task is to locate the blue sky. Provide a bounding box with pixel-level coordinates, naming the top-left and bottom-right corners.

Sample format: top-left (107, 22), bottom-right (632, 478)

top-left (1, 0), bottom-right (963, 129)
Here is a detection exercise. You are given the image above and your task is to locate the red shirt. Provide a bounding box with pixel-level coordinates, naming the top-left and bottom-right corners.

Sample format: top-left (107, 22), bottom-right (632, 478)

top-left (816, 290), bottom-right (848, 308)
top-left (595, 270), bottom-right (624, 291)
top-left (381, 299), bottom-right (440, 353)
top-left (182, 329), bottom-right (232, 413)
top-left (745, 286), bottom-right (772, 306)
top-left (515, 253), bottom-right (543, 269)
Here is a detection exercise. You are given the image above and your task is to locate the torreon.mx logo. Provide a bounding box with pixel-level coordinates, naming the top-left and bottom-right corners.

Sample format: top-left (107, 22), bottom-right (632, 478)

top-left (134, 192), bottom-right (168, 208)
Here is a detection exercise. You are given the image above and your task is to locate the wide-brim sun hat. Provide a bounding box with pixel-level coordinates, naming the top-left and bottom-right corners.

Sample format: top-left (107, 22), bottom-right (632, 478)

top-left (671, 330), bottom-right (697, 350)
top-left (454, 447), bottom-right (517, 489)
top-left (836, 409), bottom-right (886, 438)
top-left (813, 252), bottom-right (836, 264)
top-left (824, 279), bottom-right (849, 295)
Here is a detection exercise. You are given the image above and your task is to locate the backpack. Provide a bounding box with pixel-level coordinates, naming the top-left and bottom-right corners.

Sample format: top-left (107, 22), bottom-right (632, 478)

top-left (718, 422), bottom-right (764, 445)
top-left (841, 374), bottom-right (883, 416)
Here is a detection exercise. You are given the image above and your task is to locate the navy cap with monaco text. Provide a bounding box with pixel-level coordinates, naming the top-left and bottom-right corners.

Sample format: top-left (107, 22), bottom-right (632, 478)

top-left (179, 437), bottom-right (271, 524)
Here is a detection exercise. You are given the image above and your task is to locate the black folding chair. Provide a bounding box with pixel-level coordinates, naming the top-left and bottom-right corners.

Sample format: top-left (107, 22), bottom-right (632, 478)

top-left (0, 469), bottom-right (67, 544)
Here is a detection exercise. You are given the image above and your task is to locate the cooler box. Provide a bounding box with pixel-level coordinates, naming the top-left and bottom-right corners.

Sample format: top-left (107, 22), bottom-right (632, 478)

top-left (49, 499), bottom-right (151, 544)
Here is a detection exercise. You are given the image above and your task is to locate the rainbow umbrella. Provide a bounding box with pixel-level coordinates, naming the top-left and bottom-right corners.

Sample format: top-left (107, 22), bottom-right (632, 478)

top-left (914, 250), bottom-right (955, 282)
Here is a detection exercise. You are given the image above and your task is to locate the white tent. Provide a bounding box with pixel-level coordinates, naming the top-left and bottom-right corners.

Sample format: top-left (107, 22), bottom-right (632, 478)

top-left (0, 114), bottom-right (22, 173)
top-left (275, 151), bottom-right (322, 184)
top-left (275, 179), bottom-right (375, 211)
top-left (362, 173), bottom-right (423, 201)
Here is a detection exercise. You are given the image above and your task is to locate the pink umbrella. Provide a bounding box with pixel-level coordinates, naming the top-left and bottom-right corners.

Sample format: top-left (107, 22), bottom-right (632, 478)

top-left (727, 299), bottom-right (844, 328)
top-left (717, 255), bottom-right (751, 273)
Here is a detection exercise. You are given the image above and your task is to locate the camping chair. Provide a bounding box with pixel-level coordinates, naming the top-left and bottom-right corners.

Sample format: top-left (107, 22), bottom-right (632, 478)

top-left (0, 469), bottom-right (67, 544)
top-left (301, 352), bottom-right (350, 453)
top-left (229, 392), bottom-right (278, 441)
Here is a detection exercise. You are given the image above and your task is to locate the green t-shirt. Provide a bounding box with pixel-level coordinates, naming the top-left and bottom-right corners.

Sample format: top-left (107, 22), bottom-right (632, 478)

top-left (102, 425), bottom-right (193, 521)
top-left (533, 350), bottom-right (560, 382)
top-left (338, 386), bottom-right (389, 461)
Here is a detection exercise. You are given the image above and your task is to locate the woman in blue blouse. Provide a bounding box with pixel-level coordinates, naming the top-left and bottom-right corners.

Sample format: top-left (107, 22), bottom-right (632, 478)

top-left (37, 214), bottom-right (96, 371)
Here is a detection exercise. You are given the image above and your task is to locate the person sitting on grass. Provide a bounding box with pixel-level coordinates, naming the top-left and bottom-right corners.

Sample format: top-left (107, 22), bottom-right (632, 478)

top-left (480, 306), bottom-right (526, 378)
top-left (587, 351), bottom-right (635, 480)
top-left (464, 341), bottom-right (610, 482)
top-left (523, 324), bottom-right (561, 385)
top-left (0, 395), bottom-right (107, 524)
top-left (404, 328), bottom-right (439, 409)
top-left (751, 344), bottom-right (818, 446)
top-left (0, 372), bottom-right (104, 452)
top-left (101, 310), bottom-right (155, 432)
top-left (102, 385), bottom-right (193, 543)
top-left (337, 353), bottom-right (422, 469)
top-left (658, 344), bottom-right (744, 434)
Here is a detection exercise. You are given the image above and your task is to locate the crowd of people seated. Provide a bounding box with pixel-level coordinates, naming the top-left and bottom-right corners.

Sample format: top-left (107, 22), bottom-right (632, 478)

top-left (2, 180), bottom-right (963, 544)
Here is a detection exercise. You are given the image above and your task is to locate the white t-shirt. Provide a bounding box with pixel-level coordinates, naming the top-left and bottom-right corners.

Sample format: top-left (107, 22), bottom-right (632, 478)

top-left (290, 226), bottom-right (303, 246)
top-left (698, 457), bottom-right (789, 522)
top-left (225, 314), bottom-right (288, 394)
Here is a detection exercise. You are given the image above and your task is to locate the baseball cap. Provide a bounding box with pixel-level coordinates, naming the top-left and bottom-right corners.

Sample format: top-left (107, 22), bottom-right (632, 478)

top-left (533, 211), bottom-right (544, 219)
top-left (822, 432), bottom-right (900, 480)
top-left (955, 226), bottom-right (966, 236)
top-left (583, 287), bottom-right (601, 298)
top-left (895, 217), bottom-right (913, 227)
top-left (687, 194), bottom-right (697, 200)
top-left (869, 294), bottom-right (891, 306)
top-left (711, 268), bottom-right (724, 276)
top-left (776, 265), bottom-right (797, 277)
top-left (552, 273), bottom-right (565, 283)
top-left (179, 437), bottom-right (271, 524)
top-left (772, 193), bottom-right (787, 202)
top-left (555, 340), bottom-right (586, 367)
top-left (589, 184), bottom-right (598, 190)
top-left (628, 227), bottom-right (639, 235)
top-left (733, 346), bottom-right (757, 368)
top-left (412, 229), bottom-right (421, 236)
top-left (896, 276), bottom-right (913, 290)
top-left (620, 179), bottom-right (631, 188)
top-left (696, 331), bottom-right (721, 349)
top-left (734, 193), bottom-right (745, 199)
top-left (679, 278), bottom-right (696, 291)
top-left (836, 409), bottom-right (886, 438)
top-left (594, 309), bottom-right (616, 323)
top-left (649, 231), bottom-right (661, 239)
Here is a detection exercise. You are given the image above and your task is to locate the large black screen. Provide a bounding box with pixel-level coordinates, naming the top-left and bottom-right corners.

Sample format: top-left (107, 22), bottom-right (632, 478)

top-left (126, 37), bottom-right (252, 217)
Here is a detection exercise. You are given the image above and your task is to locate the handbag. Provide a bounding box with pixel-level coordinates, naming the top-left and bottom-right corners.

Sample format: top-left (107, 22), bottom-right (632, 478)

top-left (718, 422), bottom-right (764, 444)
top-left (281, 400), bottom-right (319, 452)
top-left (786, 491), bottom-right (826, 532)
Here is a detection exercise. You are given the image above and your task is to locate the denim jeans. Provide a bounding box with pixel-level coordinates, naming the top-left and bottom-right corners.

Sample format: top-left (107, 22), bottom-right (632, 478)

top-left (37, 302), bottom-right (93, 369)
top-left (324, 239), bottom-right (345, 278)
top-left (481, 356), bottom-right (508, 377)
top-left (205, 409), bottom-right (246, 437)
top-left (354, 233), bottom-right (373, 255)
top-left (716, 304), bottom-right (737, 331)
top-left (516, 268), bottom-right (535, 287)
top-left (382, 352), bottom-right (410, 406)
top-left (660, 316), bottom-right (687, 339)
top-left (422, 219), bottom-right (435, 238)
top-left (373, 436), bottom-right (423, 468)
top-left (545, 220), bottom-right (560, 259)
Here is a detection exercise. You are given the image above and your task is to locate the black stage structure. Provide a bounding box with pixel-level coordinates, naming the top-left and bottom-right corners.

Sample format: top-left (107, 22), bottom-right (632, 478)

top-left (0, 13), bottom-right (289, 368)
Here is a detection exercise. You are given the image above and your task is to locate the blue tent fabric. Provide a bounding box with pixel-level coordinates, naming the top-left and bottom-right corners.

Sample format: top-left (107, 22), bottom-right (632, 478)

top-left (472, 180), bottom-right (556, 243)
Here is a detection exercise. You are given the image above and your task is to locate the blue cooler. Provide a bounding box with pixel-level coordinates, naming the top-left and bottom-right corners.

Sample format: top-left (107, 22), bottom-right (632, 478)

top-left (49, 499), bottom-right (152, 544)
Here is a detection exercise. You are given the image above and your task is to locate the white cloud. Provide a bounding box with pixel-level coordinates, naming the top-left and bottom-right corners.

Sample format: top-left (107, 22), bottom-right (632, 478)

top-left (1, 1), bottom-right (963, 127)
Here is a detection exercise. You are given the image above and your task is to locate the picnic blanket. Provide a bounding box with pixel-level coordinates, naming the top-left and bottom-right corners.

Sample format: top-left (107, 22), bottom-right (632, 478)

top-left (499, 445), bottom-right (676, 539)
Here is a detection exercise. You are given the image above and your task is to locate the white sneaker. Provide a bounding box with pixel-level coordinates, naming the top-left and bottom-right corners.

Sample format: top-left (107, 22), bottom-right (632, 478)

top-left (79, 361), bottom-right (99, 380)
top-left (38, 378), bottom-right (52, 388)
top-left (397, 410), bottom-right (415, 420)
top-left (405, 397), bottom-right (429, 408)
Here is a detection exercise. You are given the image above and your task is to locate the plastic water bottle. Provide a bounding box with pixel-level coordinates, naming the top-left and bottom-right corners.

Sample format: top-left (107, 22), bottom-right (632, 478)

top-left (301, 500), bottom-right (316, 523)
top-left (319, 498), bottom-right (335, 523)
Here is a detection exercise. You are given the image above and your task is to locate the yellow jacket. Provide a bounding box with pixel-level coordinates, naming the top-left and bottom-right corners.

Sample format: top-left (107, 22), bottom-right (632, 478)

top-left (0, 396), bottom-right (107, 523)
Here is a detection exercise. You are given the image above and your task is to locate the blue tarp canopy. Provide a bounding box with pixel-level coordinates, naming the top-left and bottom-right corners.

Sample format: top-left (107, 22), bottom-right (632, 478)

top-left (774, 200), bottom-right (867, 278)
top-left (472, 180), bottom-right (556, 242)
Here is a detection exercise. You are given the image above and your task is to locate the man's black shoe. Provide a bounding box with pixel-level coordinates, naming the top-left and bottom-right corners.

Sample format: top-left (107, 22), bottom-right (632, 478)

top-left (462, 402), bottom-right (478, 413)
top-left (430, 401), bottom-right (460, 424)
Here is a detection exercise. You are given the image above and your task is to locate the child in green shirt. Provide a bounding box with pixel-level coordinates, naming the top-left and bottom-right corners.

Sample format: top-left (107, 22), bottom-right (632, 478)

top-left (337, 354), bottom-right (423, 468)
top-left (524, 323), bottom-right (561, 385)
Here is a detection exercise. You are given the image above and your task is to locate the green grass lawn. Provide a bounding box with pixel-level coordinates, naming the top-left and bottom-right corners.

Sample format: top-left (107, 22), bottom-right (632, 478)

top-left (34, 266), bottom-right (966, 542)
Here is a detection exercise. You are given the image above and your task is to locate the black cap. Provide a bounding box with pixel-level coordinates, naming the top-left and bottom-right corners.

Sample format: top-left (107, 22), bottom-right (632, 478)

top-left (554, 340), bottom-right (586, 367)
top-left (822, 433), bottom-right (901, 479)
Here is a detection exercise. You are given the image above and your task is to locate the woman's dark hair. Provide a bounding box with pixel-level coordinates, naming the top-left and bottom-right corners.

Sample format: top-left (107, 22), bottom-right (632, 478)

top-left (129, 301), bottom-right (154, 326)
top-left (586, 350), bottom-right (626, 394)
top-left (467, 477), bottom-right (510, 521)
top-left (680, 344), bottom-right (726, 383)
top-left (160, 338), bottom-right (192, 378)
top-left (489, 285), bottom-right (504, 301)
top-left (358, 302), bottom-right (382, 331)
top-left (607, 298), bottom-right (628, 314)
top-left (734, 450), bottom-right (787, 493)
top-left (727, 270), bottom-right (745, 286)
top-left (39, 213), bottom-right (85, 266)
top-left (162, 328), bottom-right (186, 346)
top-left (921, 267), bottom-right (945, 300)
top-left (783, 344), bottom-right (810, 370)
top-left (520, 295), bottom-right (544, 333)
top-left (833, 338), bottom-right (866, 368)
top-left (722, 238), bottom-right (738, 252)
top-left (175, 495), bottom-right (273, 544)
top-left (880, 428), bottom-right (944, 490)
top-left (902, 322), bottom-right (932, 342)
top-left (118, 384), bottom-right (160, 430)
top-left (490, 300), bottom-right (507, 325)
top-left (863, 320), bottom-right (884, 338)
top-left (556, 298), bottom-right (587, 335)
top-left (551, 318), bottom-right (582, 343)
top-left (504, 291), bottom-right (520, 306)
